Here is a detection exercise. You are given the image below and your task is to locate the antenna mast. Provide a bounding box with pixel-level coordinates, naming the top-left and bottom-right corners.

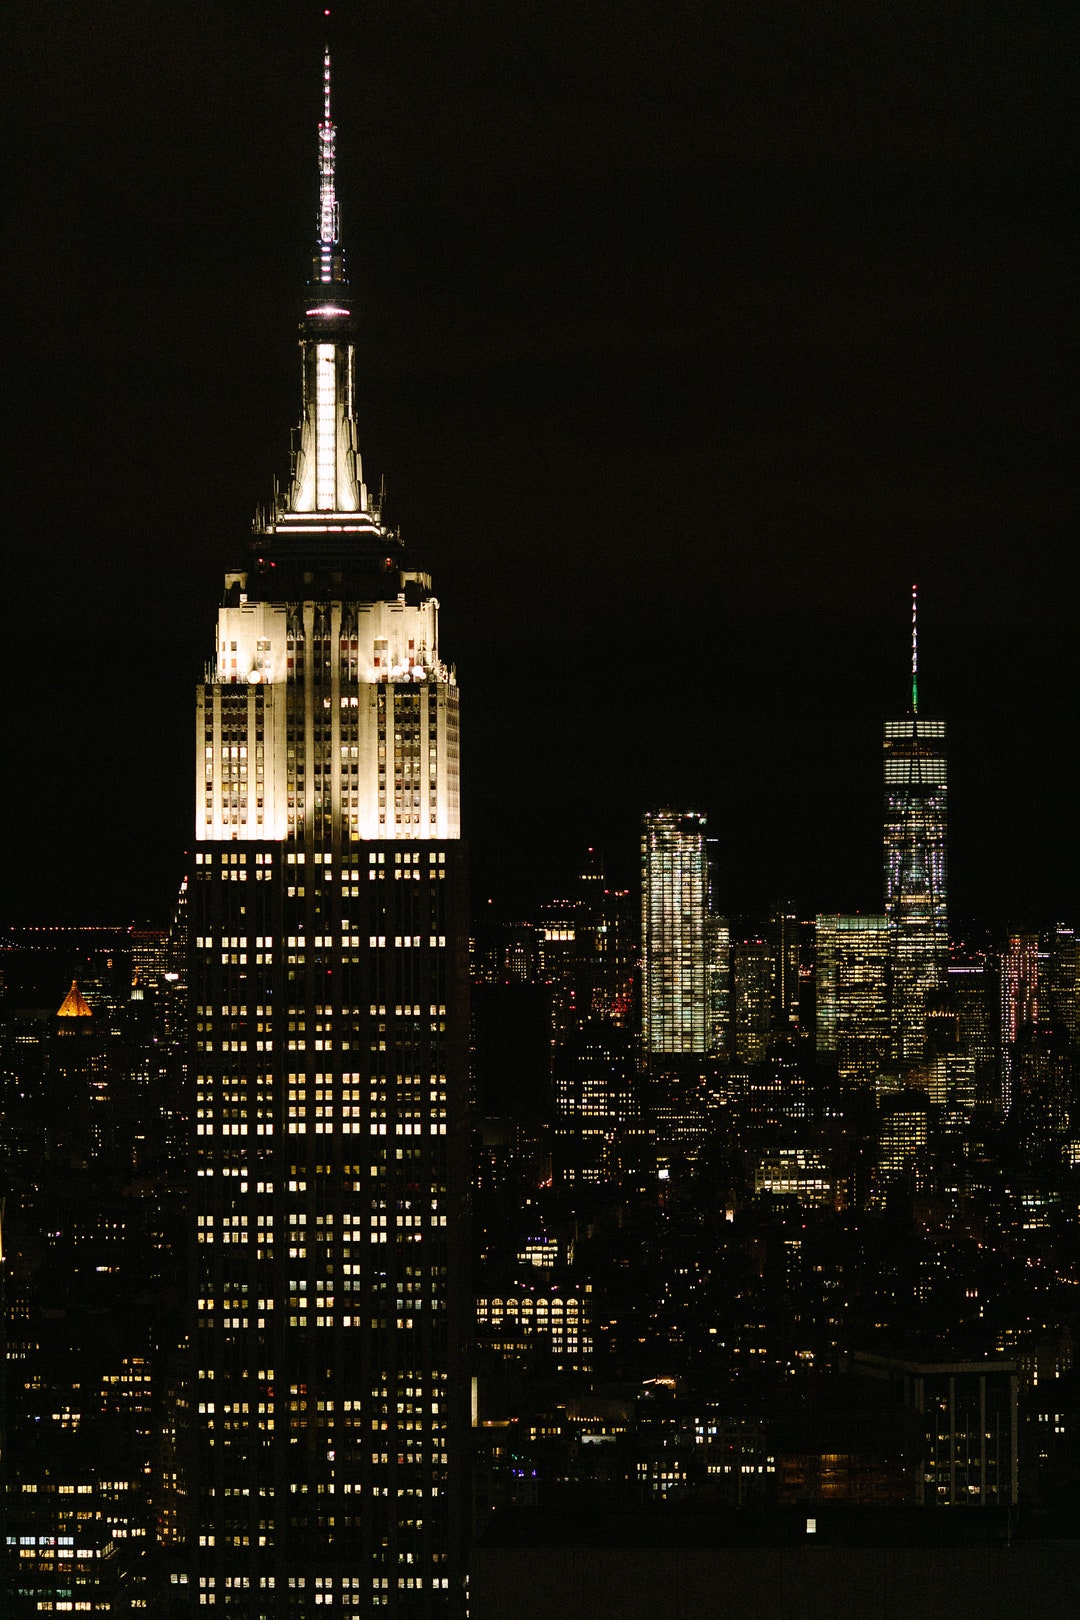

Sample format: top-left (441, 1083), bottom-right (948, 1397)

top-left (911, 583), bottom-right (919, 714)
top-left (317, 49), bottom-right (339, 271)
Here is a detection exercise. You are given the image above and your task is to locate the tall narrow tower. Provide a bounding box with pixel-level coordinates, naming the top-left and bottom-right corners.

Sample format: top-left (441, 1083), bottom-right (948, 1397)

top-left (883, 588), bottom-right (947, 1061)
top-left (1000, 929), bottom-right (1040, 1114)
top-left (641, 810), bottom-right (708, 1056)
top-left (188, 54), bottom-right (468, 1616)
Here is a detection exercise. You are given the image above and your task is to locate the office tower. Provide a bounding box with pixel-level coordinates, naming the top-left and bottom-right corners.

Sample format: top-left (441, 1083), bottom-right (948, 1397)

top-left (947, 956), bottom-right (998, 1108)
top-left (732, 940), bottom-right (773, 1066)
top-left (767, 903), bottom-right (800, 1031)
top-left (534, 854), bottom-right (636, 1043)
top-left (876, 1090), bottom-right (930, 1184)
top-left (1010, 1025), bottom-right (1073, 1156)
top-left (704, 914), bottom-right (731, 1057)
top-left (641, 810), bottom-right (707, 1055)
top-left (570, 847), bottom-right (607, 1023)
top-left (883, 589), bottom-right (947, 1061)
top-left (732, 1046), bottom-right (806, 1131)
top-left (923, 995), bottom-right (977, 1117)
top-left (188, 56), bottom-right (467, 1616)
top-left (592, 882), bottom-right (636, 1029)
top-left (537, 898), bottom-right (579, 1041)
top-left (129, 927), bottom-right (169, 1000)
top-left (815, 915), bottom-right (889, 1086)
top-left (571, 850), bottom-right (636, 1029)
top-left (1000, 929), bottom-right (1039, 1114)
top-left (753, 1148), bottom-right (834, 1206)
top-left (1047, 924), bottom-right (1080, 1046)
top-left (552, 1017), bottom-right (637, 1183)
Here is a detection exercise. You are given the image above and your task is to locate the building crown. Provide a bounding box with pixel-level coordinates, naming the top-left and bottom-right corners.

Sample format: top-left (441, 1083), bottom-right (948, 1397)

top-left (260, 50), bottom-right (380, 531)
top-left (57, 980), bottom-right (92, 1018)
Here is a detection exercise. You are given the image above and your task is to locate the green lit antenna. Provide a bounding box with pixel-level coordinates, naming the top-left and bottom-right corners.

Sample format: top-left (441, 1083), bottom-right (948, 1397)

top-left (911, 583), bottom-right (919, 714)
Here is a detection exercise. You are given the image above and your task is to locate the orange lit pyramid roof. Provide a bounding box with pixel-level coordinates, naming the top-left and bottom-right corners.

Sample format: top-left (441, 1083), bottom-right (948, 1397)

top-left (57, 980), bottom-right (93, 1018)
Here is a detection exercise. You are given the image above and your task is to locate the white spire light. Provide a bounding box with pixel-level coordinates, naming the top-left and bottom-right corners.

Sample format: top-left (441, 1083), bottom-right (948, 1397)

top-left (317, 49), bottom-right (339, 273)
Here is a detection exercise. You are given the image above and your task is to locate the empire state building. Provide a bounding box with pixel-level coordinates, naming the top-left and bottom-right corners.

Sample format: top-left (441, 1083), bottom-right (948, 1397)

top-left (187, 55), bottom-right (468, 1616)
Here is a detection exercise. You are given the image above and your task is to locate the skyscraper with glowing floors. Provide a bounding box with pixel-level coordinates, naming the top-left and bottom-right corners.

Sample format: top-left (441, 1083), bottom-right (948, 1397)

top-left (186, 55), bottom-right (468, 1617)
top-left (640, 810), bottom-right (711, 1143)
top-left (883, 589), bottom-right (947, 1063)
top-left (641, 810), bottom-right (707, 1057)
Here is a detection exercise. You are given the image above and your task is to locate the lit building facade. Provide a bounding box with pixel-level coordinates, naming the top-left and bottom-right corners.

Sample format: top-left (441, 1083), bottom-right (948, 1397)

top-left (815, 914), bottom-right (889, 1086)
top-left (753, 1148), bottom-right (834, 1207)
top-left (732, 940), bottom-right (773, 1067)
top-left (572, 849), bottom-right (636, 1029)
top-left (1000, 929), bottom-right (1040, 1116)
top-left (474, 1287), bottom-right (593, 1375)
top-left (641, 810), bottom-right (707, 1055)
top-left (552, 1017), bottom-right (637, 1183)
top-left (187, 56), bottom-right (467, 1616)
top-left (1048, 924), bottom-right (1080, 1045)
top-left (876, 1091), bottom-right (930, 1184)
top-left (537, 899), bottom-right (579, 1041)
top-left (704, 913), bottom-right (731, 1057)
top-left (767, 903), bottom-right (800, 1032)
top-left (948, 956), bottom-right (998, 1109)
top-left (884, 592), bottom-right (947, 1061)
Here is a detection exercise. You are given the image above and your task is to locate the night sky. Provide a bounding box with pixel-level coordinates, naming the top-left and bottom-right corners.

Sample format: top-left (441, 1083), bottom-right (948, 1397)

top-left (5, 0), bottom-right (1077, 928)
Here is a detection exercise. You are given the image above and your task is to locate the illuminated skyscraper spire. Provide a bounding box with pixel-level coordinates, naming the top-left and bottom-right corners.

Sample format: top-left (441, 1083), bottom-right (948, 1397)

top-left (316, 48), bottom-right (341, 280)
top-left (278, 48), bottom-right (370, 517)
top-left (190, 45), bottom-right (467, 1617)
top-left (884, 590), bottom-right (948, 1062)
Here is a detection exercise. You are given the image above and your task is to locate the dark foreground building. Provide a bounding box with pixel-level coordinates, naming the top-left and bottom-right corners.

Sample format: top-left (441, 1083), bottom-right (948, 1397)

top-left (185, 54), bottom-right (468, 1616)
top-left (472, 1512), bottom-right (1080, 1620)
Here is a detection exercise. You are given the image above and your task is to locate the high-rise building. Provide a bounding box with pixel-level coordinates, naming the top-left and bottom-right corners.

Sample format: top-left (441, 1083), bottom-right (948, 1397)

top-left (552, 1017), bottom-right (638, 1183)
top-left (876, 1089), bottom-right (930, 1185)
top-left (1047, 924), bottom-right (1080, 1047)
top-left (1000, 929), bottom-right (1039, 1115)
top-left (571, 849), bottom-right (636, 1029)
top-left (923, 994), bottom-right (977, 1116)
top-left (884, 589), bottom-right (947, 1061)
top-left (1010, 1023), bottom-right (1073, 1155)
top-left (948, 955), bottom-right (998, 1108)
top-left (815, 914), bottom-right (889, 1086)
top-left (732, 940), bottom-right (773, 1067)
top-left (704, 913), bottom-right (731, 1057)
top-left (187, 56), bottom-right (468, 1616)
top-left (767, 903), bottom-right (800, 1032)
top-left (129, 926), bottom-right (169, 998)
top-left (641, 810), bottom-right (707, 1056)
top-left (537, 897), bottom-right (579, 1042)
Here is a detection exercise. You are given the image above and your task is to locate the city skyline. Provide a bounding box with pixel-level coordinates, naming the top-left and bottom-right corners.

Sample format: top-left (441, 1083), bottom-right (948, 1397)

top-left (6, 4), bottom-right (1077, 927)
top-left (5, 15), bottom-right (1080, 1614)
